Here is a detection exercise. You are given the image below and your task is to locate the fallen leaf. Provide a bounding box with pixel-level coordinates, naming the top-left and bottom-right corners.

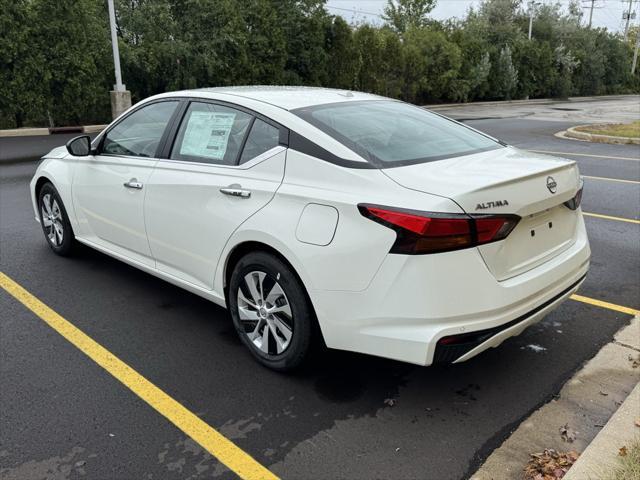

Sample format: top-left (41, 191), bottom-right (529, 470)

top-left (559, 423), bottom-right (577, 443)
top-left (598, 390), bottom-right (608, 396)
top-left (524, 449), bottom-right (580, 480)
top-left (619, 446), bottom-right (628, 456)
top-left (635, 418), bottom-right (640, 428)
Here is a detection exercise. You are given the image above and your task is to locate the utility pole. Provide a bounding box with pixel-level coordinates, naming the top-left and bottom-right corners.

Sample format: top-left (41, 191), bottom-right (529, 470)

top-left (528, 1), bottom-right (541, 40)
top-left (107, 0), bottom-right (131, 119)
top-left (632, 27), bottom-right (640, 74)
top-left (624, 0), bottom-right (634, 40)
top-left (587, 0), bottom-right (595, 28)
top-left (528, 1), bottom-right (534, 40)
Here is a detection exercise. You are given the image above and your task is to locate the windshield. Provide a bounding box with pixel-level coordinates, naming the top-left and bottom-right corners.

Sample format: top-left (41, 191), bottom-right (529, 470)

top-left (293, 100), bottom-right (502, 168)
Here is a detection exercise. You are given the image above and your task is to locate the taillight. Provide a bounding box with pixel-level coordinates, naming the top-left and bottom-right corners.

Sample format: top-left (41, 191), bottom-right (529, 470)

top-left (564, 179), bottom-right (584, 210)
top-left (358, 204), bottom-right (519, 254)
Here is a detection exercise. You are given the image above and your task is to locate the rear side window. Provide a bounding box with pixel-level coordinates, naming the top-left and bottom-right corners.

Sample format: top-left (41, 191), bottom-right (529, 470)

top-left (239, 119), bottom-right (280, 164)
top-left (102, 101), bottom-right (178, 157)
top-left (293, 100), bottom-right (502, 168)
top-left (171, 102), bottom-right (252, 165)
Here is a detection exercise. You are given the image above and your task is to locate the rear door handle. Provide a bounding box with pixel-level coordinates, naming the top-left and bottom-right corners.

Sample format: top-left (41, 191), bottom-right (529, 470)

top-left (220, 185), bottom-right (251, 198)
top-left (123, 178), bottom-right (143, 190)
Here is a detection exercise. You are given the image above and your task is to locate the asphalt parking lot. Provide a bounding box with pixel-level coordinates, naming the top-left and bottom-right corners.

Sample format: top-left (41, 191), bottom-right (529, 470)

top-left (1, 98), bottom-right (639, 479)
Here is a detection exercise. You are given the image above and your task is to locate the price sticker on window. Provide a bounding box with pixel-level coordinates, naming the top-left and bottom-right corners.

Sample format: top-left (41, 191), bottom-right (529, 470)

top-left (180, 111), bottom-right (236, 160)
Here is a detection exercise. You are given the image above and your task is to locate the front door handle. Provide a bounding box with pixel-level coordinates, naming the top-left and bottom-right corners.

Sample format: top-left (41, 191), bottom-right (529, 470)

top-left (220, 185), bottom-right (251, 198)
top-left (123, 178), bottom-right (143, 190)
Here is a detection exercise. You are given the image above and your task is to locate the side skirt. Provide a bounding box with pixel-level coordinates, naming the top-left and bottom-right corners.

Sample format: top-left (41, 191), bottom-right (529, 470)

top-left (74, 236), bottom-right (228, 308)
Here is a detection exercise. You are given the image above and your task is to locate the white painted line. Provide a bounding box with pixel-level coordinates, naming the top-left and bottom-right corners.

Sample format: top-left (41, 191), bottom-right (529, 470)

top-left (582, 175), bottom-right (640, 185)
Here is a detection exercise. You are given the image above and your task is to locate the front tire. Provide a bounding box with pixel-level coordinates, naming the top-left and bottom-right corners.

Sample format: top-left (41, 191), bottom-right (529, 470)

top-left (228, 251), bottom-right (314, 371)
top-left (37, 182), bottom-right (75, 256)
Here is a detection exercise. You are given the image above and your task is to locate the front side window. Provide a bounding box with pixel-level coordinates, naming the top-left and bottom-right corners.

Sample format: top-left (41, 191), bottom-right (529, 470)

top-left (102, 101), bottom-right (178, 157)
top-left (239, 119), bottom-right (280, 164)
top-left (171, 102), bottom-right (252, 165)
top-left (293, 100), bottom-right (502, 168)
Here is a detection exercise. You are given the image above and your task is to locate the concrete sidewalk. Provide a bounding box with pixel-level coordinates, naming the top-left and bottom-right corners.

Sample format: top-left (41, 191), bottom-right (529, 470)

top-left (564, 382), bottom-right (640, 479)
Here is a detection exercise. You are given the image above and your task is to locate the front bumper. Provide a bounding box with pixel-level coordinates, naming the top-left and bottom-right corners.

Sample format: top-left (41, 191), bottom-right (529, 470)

top-left (310, 214), bottom-right (590, 366)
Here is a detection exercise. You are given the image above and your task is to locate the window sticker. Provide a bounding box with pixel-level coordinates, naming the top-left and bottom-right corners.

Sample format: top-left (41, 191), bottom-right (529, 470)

top-left (180, 111), bottom-right (236, 160)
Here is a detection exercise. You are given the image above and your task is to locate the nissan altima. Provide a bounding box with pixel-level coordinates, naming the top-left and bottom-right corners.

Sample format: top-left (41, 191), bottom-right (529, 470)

top-left (30, 86), bottom-right (589, 371)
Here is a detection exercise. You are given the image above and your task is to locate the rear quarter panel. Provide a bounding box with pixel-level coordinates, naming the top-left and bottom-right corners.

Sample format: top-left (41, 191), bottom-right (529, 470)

top-left (214, 149), bottom-right (465, 295)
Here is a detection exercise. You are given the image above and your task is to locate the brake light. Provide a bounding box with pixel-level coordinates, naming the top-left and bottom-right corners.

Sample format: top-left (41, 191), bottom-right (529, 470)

top-left (358, 204), bottom-right (519, 254)
top-left (563, 181), bottom-right (584, 210)
top-left (475, 217), bottom-right (519, 243)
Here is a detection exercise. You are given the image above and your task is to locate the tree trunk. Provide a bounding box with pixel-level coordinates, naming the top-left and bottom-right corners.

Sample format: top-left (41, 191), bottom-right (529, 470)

top-left (15, 111), bottom-right (23, 129)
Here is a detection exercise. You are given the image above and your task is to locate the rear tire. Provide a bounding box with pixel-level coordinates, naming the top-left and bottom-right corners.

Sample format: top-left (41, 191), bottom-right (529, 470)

top-left (228, 251), bottom-right (314, 371)
top-left (37, 182), bottom-right (76, 256)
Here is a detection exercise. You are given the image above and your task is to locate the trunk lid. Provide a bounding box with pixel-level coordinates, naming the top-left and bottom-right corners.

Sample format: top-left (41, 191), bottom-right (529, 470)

top-left (382, 147), bottom-right (582, 280)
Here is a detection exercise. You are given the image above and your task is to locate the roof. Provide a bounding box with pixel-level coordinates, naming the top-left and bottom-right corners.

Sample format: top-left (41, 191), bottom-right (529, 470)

top-left (177, 86), bottom-right (385, 111)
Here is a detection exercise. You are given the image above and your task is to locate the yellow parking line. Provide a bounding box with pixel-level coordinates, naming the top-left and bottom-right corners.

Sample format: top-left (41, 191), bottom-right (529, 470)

top-left (529, 150), bottom-right (640, 161)
top-left (0, 272), bottom-right (278, 480)
top-left (583, 212), bottom-right (640, 224)
top-left (571, 294), bottom-right (640, 316)
top-left (582, 175), bottom-right (640, 185)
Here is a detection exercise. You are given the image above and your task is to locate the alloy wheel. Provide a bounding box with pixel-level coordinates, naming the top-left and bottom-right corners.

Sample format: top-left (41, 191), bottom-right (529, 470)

top-left (236, 270), bottom-right (293, 355)
top-left (41, 193), bottom-right (64, 247)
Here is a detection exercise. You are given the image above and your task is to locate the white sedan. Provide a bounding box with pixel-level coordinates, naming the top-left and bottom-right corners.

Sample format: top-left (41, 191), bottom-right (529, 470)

top-left (30, 87), bottom-right (590, 371)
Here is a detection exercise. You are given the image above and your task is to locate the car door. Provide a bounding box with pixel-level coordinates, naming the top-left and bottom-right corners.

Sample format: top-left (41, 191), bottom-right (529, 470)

top-left (72, 99), bottom-right (180, 266)
top-left (145, 100), bottom-right (287, 290)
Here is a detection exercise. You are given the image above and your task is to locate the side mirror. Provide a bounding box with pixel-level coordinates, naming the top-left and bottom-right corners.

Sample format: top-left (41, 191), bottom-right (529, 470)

top-left (66, 135), bottom-right (92, 156)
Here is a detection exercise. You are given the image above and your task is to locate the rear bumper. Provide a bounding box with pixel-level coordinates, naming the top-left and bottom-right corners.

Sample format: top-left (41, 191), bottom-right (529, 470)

top-left (310, 214), bottom-right (590, 366)
top-left (433, 273), bottom-right (586, 364)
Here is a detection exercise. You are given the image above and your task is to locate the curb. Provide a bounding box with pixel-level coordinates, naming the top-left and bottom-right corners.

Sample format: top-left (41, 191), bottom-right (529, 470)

top-left (554, 130), bottom-right (589, 142)
top-left (471, 315), bottom-right (640, 480)
top-left (564, 382), bottom-right (640, 479)
top-left (0, 124), bottom-right (106, 138)
top-left (564, 125), bottom-right (640, 145)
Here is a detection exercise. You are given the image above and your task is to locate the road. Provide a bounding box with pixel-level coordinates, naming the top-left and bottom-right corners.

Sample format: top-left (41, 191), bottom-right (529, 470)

top-left (1, 100), bottom-right (639, 479)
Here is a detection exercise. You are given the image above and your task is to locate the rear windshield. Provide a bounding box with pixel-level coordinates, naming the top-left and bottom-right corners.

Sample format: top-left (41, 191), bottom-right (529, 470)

top-left (293, 100), bottom-right (502, 168)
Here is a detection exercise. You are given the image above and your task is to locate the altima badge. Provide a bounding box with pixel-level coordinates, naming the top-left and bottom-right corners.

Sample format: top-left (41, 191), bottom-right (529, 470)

top-left (547, 176), bottom-right (558, 194)
top-left (476, 200), bottom-right (509, 210)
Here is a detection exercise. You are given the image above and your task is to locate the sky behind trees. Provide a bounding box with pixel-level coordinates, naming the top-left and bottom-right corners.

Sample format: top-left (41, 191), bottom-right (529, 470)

top-left (326, 0), bottom-right (639, 32)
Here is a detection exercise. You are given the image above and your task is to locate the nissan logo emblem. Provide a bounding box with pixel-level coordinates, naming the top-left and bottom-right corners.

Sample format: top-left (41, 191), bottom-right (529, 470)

top-left (546, 176), bottom-right (557, 194)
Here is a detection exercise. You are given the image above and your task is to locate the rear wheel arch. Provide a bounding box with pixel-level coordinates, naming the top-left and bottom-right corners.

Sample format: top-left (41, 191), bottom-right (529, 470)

top-left (223, 241), bottom-right (324, 342)
top-left (224, 241), bottom-right (305, 298)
